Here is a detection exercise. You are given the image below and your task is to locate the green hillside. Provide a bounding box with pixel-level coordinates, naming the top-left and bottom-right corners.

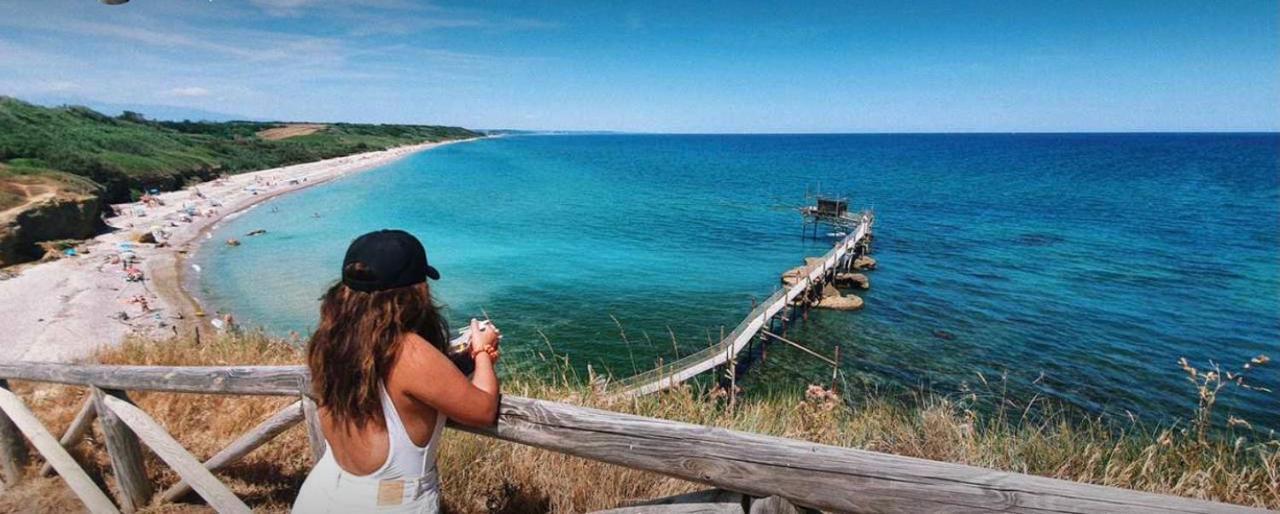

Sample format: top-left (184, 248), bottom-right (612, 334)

top-left (0, 96), bottom-right (480, 203)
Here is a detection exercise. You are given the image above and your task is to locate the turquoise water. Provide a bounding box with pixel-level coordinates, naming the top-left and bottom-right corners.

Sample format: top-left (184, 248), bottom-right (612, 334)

top-left (197, 134), bottom-right (1280, 429)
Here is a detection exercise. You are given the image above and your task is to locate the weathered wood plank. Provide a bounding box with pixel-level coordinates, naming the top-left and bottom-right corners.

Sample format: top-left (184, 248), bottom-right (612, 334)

top-left (159, 400), bottom-right (303, 504)
top-left (300, 396), bottom-right (326, 464)
top-left (0, 363), bottom-right (307, 396)
top-left (101, 395), bottom-right (251, 514)
top-left (91, 387), bottom-right (152, 512)
top-left (454, 395), bottom-right (1266, 514)
top-left (0, 387), bottom-right (119, 513)
top-left (748, 496), bottom-right (803, 514)
top-left (0, 380), bottom-right (30, 489)
top-left (40, 394), bottom-right (96, 477)
top-left (594, 489), bottom-right (745, 514)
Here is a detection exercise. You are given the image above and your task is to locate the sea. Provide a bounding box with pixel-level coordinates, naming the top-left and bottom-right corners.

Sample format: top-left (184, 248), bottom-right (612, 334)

top-left (194, 133), bottom-right (1280, 431)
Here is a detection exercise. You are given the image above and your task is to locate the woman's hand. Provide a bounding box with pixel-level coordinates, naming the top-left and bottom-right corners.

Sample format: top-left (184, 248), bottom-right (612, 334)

top-left (468, 318), bottom-right (501, 361)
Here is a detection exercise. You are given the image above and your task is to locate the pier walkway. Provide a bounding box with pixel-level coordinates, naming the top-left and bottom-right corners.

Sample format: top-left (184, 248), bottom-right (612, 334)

top-left (610, 211), bottom-right (874, 398)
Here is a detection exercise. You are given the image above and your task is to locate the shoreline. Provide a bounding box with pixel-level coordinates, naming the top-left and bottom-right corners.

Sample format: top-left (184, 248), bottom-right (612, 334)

top-left (168, 137), bottom-right (482, 336)
top-left (0, 136), bottom-right (483, 362)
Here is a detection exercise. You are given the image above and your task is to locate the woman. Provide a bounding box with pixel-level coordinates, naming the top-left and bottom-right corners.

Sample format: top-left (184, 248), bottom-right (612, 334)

top-left (294, 229), bottom-right (501, 513)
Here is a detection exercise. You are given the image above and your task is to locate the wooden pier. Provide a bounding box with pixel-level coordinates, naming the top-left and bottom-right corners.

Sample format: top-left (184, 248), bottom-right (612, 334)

top-left (610, 209), bottom-right (875, 398)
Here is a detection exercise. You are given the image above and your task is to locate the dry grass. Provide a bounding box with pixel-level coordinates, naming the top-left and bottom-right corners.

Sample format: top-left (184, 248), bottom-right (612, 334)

top-left (255, 124), bottom-right (327, 141)
top-left (0, 333), bottom-right (1276, 512)
top-left (0, 333), bottom-right (309, 513)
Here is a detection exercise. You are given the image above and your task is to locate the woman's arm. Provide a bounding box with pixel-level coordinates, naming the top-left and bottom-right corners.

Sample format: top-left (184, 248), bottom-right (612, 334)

top-left (396, 325), bottom-right (501, 427)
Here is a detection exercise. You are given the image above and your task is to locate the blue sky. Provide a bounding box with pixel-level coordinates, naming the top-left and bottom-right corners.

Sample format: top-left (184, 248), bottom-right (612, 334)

top-left (0, 0), bottom-right (1276, 132)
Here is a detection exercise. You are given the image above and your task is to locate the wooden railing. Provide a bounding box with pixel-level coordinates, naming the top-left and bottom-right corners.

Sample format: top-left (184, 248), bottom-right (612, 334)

top-left (0, 362), bottom-right (1265, 513)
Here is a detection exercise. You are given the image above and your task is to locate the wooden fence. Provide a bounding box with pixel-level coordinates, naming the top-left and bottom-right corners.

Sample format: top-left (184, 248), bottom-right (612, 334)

top-left (0, 362), bottom-right (1267, 513)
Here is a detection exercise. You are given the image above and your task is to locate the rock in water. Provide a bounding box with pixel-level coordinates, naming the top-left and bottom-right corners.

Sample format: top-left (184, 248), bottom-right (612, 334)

top-left (821, 283), bottom-right (841, 298)
top-left (817, 293), bottom-right (864, 311)
top-left (782, 257), bottom-right (830, 286)
top-left (835, 272), bottom-right (870, 289)
top-left (781, 265), bottom-right (808, 287)
top-left (853, 255), bottom-right (877, 270)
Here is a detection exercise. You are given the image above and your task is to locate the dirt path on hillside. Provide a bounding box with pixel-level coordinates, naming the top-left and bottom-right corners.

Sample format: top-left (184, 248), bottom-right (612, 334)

top-left (256, 123), bottom-right (327, 140)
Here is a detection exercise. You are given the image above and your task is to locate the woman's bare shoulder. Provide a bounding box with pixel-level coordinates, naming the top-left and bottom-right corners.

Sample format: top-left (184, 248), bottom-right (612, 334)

top-left (397, 332), bottom-right (447, 366)
top-left (391, 332), bottom-right (474, 408)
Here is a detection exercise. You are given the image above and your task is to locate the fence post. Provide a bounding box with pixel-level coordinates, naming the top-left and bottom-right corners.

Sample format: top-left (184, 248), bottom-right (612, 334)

top-left (92, 387), bottom-right (152, 512)
top-left (749, 495), bottom-right (804, 514)
top-left (300, 396), bottom-right (326, 464)
top-left (0, 380), bottom-right (29, 489)
top-left (40, 395), bottom-right (97, 477)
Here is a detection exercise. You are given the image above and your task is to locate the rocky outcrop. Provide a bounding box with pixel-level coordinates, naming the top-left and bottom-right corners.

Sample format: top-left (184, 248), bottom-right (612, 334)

top-left (781, 265), bottom-right (807, 287)
top-left (782, 258), bottom-right (830, 286)
top-left (813, 282), bottom-right (864, 310)
top-left (852, 255), bottom-right (877, 271)
top-left (781, 250), bottom-right (874, 311)
top-left (835, 272), bottom-right (870, 290)
top-left (818, 292), bottom-right (864, 310)
top-left (821, 283), bottom-right (840, 298)
top-left (0, 194), bottom-right (103, 267)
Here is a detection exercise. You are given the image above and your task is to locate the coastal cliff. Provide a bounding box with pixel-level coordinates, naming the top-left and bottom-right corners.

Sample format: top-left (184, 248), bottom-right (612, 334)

top-left (0, 193), bottom-right (102, 266)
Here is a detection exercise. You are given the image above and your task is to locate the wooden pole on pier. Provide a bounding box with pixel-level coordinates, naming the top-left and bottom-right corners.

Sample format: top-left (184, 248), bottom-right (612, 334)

top-left (831, 346), bottom-right (841, 393)
top-left (760, 330), bottom-right (837, 366)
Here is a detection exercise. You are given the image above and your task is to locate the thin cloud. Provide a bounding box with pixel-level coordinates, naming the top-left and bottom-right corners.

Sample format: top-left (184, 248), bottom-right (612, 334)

top-left (491, 17), bottom-right (563, 32)
top-left (46, 81), bottom-right (80, 92)
top-left (165, 86), bottom-right (211, 97)
top-left (0, 1), bottom-right (556, 125)
top-left (344, 13), bottom-right (560, 37)
top-left (250, 0), bottom-right (438, 18)
top-left (248, 0), bottom-right (314, 17)
top-left (65, 20), bottom-right (264, 59)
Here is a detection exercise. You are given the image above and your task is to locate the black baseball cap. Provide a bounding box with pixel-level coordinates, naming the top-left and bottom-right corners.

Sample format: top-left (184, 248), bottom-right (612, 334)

top-left (341, 230), bottom-right (440, 292)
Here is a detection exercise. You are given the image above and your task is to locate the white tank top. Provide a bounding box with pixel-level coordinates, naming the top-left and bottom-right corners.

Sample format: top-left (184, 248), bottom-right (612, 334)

top-left (364, 382), bottom-right (447, 480)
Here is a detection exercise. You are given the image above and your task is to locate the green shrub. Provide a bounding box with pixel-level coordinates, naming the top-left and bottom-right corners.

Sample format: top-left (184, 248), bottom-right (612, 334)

top-left (0, 96), bottom-right (480, 204)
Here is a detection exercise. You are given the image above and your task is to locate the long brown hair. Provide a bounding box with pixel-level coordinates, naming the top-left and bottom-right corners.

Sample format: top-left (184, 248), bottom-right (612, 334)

top-left (306, 263), bottom-right (449, 429)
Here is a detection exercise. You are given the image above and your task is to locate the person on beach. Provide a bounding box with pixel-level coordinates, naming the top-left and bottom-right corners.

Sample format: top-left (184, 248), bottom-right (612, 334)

top-left (293, 229), bottom-right (501, 513)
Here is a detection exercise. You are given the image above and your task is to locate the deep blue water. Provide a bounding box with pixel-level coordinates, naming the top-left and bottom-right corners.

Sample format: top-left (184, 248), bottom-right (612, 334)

top-left (196, 133), bottom-right (1280, 430)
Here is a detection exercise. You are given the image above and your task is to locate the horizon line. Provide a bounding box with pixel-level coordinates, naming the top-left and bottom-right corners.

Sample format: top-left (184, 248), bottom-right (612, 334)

top-left (489, 129), bottom-right (1280, 136)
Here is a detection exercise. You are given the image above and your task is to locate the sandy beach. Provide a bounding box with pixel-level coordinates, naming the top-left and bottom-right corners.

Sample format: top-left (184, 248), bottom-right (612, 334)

top-left (0, 138), bottom-right (479, 363)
